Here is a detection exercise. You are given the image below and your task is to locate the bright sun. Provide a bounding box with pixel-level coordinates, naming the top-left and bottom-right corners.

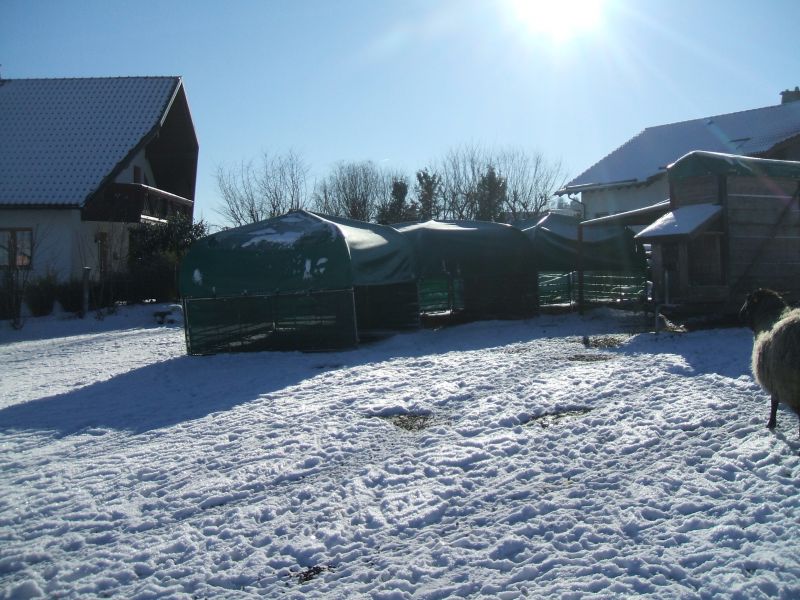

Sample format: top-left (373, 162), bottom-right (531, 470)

top-left (507, 0), bottom-right (607, 45)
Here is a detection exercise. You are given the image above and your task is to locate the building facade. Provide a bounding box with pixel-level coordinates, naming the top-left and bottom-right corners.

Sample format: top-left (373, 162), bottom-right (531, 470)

top-left (0, 76), bottom-right (198, 283)
top-left (559, 90), bottom-right (800, 220)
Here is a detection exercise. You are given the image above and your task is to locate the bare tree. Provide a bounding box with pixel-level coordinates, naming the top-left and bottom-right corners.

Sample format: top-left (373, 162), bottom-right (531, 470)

top-left (438, 143), bottom-right (487, 220)
top-left (215, 160), bottom-right (264, 226)
top-left (215, 150), bottom-right (310, 227)
top-left (259, 150), bottom-right (309, 217)
top-left (494, 148), bottom-right (567, 223)
top-left (312, 161), bottom-right (387, 222)
top-left (435, 144), bottom-right (567, 222)
top-left (215, 146), bottom-right (565, 227)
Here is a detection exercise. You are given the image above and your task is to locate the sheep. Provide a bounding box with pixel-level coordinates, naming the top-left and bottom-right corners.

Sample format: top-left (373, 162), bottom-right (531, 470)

top-left (739, 288), bottom-right (800, 434)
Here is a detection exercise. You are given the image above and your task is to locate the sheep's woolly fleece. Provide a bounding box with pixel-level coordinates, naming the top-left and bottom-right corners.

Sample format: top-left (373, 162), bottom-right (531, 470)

top-left (751, 306), bottom-right (800, 425)
top-left (1, 306), bottom-right (798, 599)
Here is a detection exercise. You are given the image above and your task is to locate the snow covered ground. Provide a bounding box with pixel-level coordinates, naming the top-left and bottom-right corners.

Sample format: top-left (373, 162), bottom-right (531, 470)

top-left (1, 305), bottom-right (798, 599)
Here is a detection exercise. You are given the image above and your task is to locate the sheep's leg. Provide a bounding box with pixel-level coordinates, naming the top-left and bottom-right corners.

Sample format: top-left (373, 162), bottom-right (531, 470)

top-left (767, 395), bottom-right (778, 430)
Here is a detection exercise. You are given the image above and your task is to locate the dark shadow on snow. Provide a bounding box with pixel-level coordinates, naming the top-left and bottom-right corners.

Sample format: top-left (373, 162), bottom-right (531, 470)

top-left (0, 318), bottom-right (550, 436)
top-left (0, 351), bottom-right (320, 436)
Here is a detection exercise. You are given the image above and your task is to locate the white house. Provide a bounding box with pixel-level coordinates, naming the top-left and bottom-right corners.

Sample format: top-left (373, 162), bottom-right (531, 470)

top-left (559, 89), bottom-right (800, 220)
top-left (0, 76), bottom-right (198, 282)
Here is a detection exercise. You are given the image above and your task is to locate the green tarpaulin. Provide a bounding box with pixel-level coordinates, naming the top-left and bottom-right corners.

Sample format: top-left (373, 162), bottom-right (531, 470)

top-left (179, 211), bottom-right (419, 354)
top-left (181, 210), bottom-right (416, 298)
top-left (395, 220), bottom-right (537, 317)
top-left (523, 213), bottom-right (646, 272)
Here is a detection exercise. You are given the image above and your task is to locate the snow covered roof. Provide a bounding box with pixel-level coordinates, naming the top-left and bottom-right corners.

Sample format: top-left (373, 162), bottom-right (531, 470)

top-left (581, 199), bottom-right (671, 228)
top-left (527, 212), bottom-right (625, 243)
top-left (0, 76), bottom-right (184, 206)
top-left (635, 203), bottom-right (722, 241)
top-left (668, 150), bottom-right (800, 181)
top-left (396, 220), bottom-right (480, 232)
top-left (562, 100), bottom-right (800, 193)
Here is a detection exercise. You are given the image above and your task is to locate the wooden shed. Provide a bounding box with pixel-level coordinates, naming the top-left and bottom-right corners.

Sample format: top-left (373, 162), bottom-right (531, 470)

top-left (636, 151), bottom-right (800, 313)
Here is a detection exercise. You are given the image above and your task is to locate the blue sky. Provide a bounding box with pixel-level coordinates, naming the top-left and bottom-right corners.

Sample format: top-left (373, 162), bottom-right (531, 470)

top-left (2, 0), bottom-right (799, 226)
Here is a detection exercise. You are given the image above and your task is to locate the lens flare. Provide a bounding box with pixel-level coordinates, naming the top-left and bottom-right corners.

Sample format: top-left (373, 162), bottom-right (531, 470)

top-left (507, 0), bottom-right (607, 45)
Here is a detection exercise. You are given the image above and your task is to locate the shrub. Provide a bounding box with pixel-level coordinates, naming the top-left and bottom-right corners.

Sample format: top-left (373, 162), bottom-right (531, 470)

top-left (56, 279), bottom-right (84, 314)
top-left (0, 272), bottom-right (19, 320)
top-left (127, 254), bottom-right (178, 303)
top-left (25, 273), bottom-right (58, 317)
top-left (56, 276), bottom-right (130, 315)
top-left (1, 270), bottom-right (29, 327)
top-left (128, 215), bottom-right (208, 302)
top-left (93, 271), bottom-right (128, 310)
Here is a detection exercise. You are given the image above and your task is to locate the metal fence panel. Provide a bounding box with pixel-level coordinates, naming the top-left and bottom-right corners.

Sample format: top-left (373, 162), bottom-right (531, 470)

top-left (538, 271), bottom-right (646, 306)
top-left (183, 289), bottom-right (358, 354)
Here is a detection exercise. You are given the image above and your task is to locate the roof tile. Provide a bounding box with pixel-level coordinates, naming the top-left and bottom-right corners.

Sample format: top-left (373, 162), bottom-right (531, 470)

top-left (0, 76), bottom-right (180, 206)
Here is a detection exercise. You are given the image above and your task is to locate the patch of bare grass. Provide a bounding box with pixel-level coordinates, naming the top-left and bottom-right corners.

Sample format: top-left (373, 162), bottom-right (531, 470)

top-left (578, 334), bottom-right (631, 349)
top-left (378, 413), bottom-right (434, 431)
top-left (567, 354), bottom-right (615, 362)
top-left (524, 408), bottom-right (593, 429)
top-left (295, 565), bottom-right (331, 583)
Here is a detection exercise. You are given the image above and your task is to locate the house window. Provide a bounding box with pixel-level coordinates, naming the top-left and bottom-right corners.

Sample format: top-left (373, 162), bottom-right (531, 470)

top-left (0, 229), bottom-right (33, 269)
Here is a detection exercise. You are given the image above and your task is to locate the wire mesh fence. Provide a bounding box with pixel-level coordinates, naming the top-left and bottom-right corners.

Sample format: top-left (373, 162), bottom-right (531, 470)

top-left (183, 289), bottom-right (358, 354)
top-left (184, 282), bottom-right (422, 354)
top-left (538, 271), bottom-right (647, 306)
top-left (354, 282), bottom-right (420, 339)
top-left (418, 274), bottom-right (536, 319)
top-left (418, 277), bottom-right (465, 314)
top-left (182, 273), bottom-right (646, 354)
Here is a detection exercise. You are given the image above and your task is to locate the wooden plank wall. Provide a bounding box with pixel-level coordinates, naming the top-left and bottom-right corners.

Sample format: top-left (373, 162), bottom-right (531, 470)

top-left (672, 175), bottom-right (719, 207)
top-left (688, 233), bottom-right (723, 285)
top-left (726, 175), bottom-right (800, 305)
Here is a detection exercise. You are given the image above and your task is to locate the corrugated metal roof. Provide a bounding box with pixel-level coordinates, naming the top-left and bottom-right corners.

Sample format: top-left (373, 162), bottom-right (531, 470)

top-left (563, 101), bottom-right (800, 193)
top-left (0, 76), bottom-right (180, 206)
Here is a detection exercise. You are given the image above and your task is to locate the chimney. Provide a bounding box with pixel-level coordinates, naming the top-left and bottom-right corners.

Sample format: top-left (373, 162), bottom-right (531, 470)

top-left (781, 87), bottom-right (800, 104)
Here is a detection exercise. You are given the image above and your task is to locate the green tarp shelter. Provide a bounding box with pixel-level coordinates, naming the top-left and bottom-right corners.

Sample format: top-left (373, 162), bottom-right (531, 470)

top-left (523, 213), bottom-right (646, 272)
top-left (394, 220), bottom-right (536, 318)
top-left (180, 210), bottom-right (419, 354)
